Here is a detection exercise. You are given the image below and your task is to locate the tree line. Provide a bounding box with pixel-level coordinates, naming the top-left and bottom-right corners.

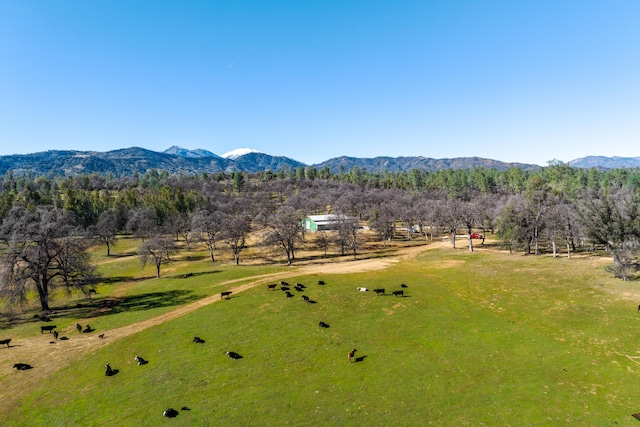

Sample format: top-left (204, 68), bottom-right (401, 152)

top-left (2, 162), bottom-right (640, 311)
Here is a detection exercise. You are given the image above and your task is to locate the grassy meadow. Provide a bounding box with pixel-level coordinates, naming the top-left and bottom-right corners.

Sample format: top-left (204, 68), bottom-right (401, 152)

top-left (2, 239), bottom-right (640, 426)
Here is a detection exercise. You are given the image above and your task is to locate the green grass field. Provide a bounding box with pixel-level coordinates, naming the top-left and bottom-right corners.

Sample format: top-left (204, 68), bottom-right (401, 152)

top-left (2, 242), bottom-right (640, 426)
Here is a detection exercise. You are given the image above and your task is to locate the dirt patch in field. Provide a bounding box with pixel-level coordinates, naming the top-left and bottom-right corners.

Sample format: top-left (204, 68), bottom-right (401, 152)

top-left (428, 259), bottom-right (465, 269)
top-left (0, 244), bottom-right (425, 412)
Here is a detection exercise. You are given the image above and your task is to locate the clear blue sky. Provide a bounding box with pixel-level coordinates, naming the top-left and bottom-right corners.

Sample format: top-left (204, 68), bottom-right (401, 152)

top-left (1, 1), bottom-right (638, 166)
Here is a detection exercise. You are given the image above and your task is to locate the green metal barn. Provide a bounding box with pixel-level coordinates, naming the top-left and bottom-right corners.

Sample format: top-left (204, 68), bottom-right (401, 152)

top-left (302, 214), bottom-right (346, 231)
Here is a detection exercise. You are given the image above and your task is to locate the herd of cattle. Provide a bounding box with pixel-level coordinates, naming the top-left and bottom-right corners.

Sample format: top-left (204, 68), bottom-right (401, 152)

top-left (3, 276), bottom-right (410, 419)
top-left (266, 279), bottom-right (409, 363)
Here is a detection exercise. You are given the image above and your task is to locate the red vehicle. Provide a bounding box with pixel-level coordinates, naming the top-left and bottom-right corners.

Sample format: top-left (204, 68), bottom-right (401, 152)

top-left (470, 233), bottom-right (482, 239)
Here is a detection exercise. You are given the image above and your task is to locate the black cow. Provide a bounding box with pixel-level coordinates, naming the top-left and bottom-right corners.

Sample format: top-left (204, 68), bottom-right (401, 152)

top-left (226, 351), bottom-right (243, 360)
top-left (163, 408), bottom-right (179, 418)
top-left (13, 363), bottom-right (33, 370)
top-left (105, 363), bottom-right (115, 376)
top-left (193, 336), bottom-right (205, 344)
top-left (76, 323), bottom-right (82, 333)
top-left (98, 334), bottom-right (105, 339)
top-left (221, 291), bottom-right (233, 299)
top-left (83, 325), bottom-right (94, 333)
top-left (40, 325), bottom-right (57, 334)
top-left (135, 356), bottom-right (149, 365)
top-left (400, 283), bottom-right (408, 288)
top-left (267, 284), bottom-right (278, 290)
top-left (280, 281), bottom-right (289, 286)
top-left (53, 331), bottom-right (59, 340)
top-left (0, 338), bottom-right (11, 347)
top-left (373, 288), bottom-right (385, 295)
top-left (318, 321), bottom-right (329, 328)
top-left (318, 280), bottom-right (325, 285)
top-left (392, 290), bottom-right (404, 297)
top-left (285, 291), bottom-right (294, 298)
top-left (302, 295), bottom-right (310, 302)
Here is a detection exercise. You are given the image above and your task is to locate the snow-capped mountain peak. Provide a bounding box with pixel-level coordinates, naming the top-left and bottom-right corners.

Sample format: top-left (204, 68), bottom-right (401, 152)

top-left (164, 146), bottom-right (219, 158)
top-left (221, 148), bottom-right (263, 159)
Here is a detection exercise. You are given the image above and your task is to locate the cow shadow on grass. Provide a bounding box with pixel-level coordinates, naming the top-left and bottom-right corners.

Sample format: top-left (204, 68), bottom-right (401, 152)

top-left (354, 355), bottom-right (367, 363)
top-left (0, 343), bottom-right (20, 349)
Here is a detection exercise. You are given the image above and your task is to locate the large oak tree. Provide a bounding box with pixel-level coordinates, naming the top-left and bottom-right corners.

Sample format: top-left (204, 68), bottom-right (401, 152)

top-left (0, 206), bottom-right (98, 311)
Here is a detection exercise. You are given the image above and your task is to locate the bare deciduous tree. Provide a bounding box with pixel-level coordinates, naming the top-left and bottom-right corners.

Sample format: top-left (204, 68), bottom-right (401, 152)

top-left (522, 175), bottom-right (550, 255)
top-left (259, 205), bottom-right (304, 265)
top-left (314, 230), bottom-right (332, 256)
top-left (89, 208), bottom-right (118, 256)
top-left (191, 207), bottom-right (223, 262)
top-left (164, 212), bottom-right (193, 250)
top-left (368, 205), bottom-right (395, 247)
top-left (435, 199), bottom-right (465, 249)
top-left (0, 207), bottom-right (99, 310)
top-left (138, 235), bottom-right (177, 278)
top-left (126, 207), bottom-right (158, 241)
top-left (220, 201), bottom-right (252, 265)
top-left (460, 201), bottom-right (479, 252)
top-left (336, 214), bottom-right (363, 260)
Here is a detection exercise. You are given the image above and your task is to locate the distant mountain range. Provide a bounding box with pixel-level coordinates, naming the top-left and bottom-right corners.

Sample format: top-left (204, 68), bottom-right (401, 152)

top-left (567, 156), bottom-right (640, 169)
top-left (0, 146), bottom-right (636, 177)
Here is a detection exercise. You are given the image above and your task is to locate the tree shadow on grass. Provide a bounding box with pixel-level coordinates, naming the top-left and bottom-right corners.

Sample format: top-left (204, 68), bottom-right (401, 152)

top-left (101, 275), bottom-right (155, 286)
top-left (172, 270), bottom-right (223, 279)
top-left (181, 254), bottom-right (209, 262)
top-left (0, 287), bottom-right (205, 329)
top-left (53, 290), bottom-right (202, 320)
top-left (78, 289), bottom-right (202, 318)
top-left (105, 253), bottom-right (137, 259)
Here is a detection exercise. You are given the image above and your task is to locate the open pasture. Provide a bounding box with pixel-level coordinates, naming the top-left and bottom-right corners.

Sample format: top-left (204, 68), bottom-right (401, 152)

top-left (3, 245), bottom-right (640, 426)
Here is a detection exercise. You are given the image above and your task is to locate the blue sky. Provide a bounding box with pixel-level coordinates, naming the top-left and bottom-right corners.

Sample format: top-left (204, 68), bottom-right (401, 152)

top-left (1, 1), bottom-right (638, 166)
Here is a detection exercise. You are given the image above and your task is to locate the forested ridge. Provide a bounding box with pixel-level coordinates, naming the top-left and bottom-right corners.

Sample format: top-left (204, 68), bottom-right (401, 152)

top-left (2, 162), bottom-right (640, 310)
